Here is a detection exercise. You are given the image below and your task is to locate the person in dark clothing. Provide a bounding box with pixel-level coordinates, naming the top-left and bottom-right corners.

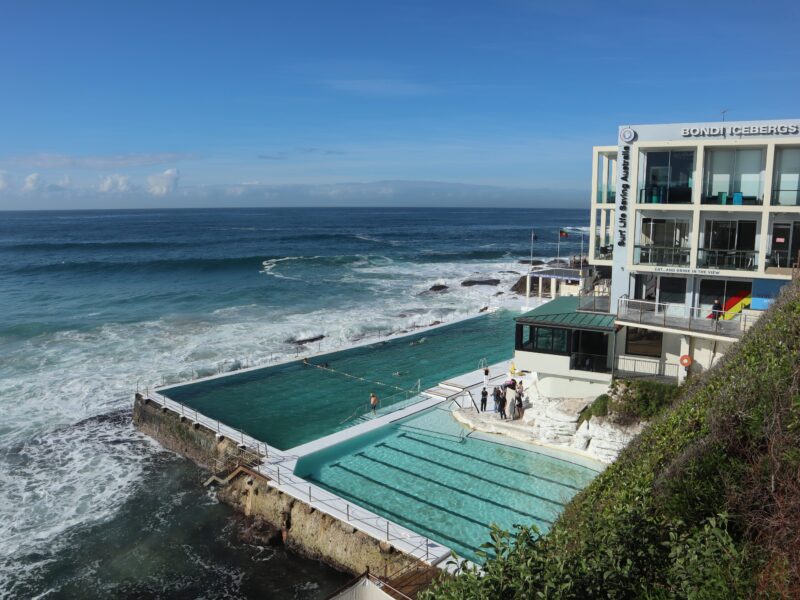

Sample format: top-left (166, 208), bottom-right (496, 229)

top-left (711, 298), bottom-right (723, 321)
top-left (480, 387), bottom-right (488, 412)
top-left (498, 394), bottom-right (507, 419)
top-left (492, 386), bottom-right (501, 412)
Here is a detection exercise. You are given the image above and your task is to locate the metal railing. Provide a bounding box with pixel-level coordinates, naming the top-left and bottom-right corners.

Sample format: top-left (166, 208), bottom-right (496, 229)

top-left (141, 391), bottom-right (445, 566)
top-left (771, 188), bottom-right (800, 206)
top-left (633, 245), bottom-right (690, 267)
top-left (614, 356), bottom-right (680, 380)
top-left (702, 193), bottom-right (762, 205)
top-left (696, 249), bottom-right (757, 271)
top-left (617, 298), bottom-right (760, 338)
top-left (570, 352), bottom-right (611, 373)
top-left (577, 291), bottom-right (611, 313)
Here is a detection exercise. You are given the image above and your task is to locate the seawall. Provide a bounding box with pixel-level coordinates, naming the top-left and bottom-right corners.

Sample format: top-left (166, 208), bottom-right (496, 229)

top-left (132, 395), bottom-right (424, 577)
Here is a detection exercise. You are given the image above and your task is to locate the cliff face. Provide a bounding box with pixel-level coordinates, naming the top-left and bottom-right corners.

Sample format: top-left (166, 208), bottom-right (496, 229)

top-left (426, 279), bottom-right (800, 599)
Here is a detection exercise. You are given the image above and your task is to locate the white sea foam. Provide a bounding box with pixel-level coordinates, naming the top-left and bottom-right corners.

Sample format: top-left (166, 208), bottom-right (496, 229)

top-left (0, 253), bottom-right (527, 592)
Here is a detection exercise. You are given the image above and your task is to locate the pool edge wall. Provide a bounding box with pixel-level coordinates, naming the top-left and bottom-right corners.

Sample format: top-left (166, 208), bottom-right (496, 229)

top-left (132, 395), bottom-right (425, 577)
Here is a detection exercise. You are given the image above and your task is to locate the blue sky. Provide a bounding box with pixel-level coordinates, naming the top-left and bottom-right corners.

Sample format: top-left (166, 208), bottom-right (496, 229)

top-left (0, 0), bottom-right (798, 208)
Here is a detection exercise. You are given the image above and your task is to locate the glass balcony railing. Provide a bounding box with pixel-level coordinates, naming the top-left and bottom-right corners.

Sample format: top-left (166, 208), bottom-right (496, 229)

top-left (633, 245), bottom-right (690, 267)
top-left (638, 186), bottom-right (693, 204)
top-left (596, 188), bottom-right (616, 204)
top-left (617, 298), bottom-right (760, 339)
top-left (696, 249), bottom-right (757, 271)
top-left (701, 192), bottom-right (762, 206)
top-left (766, 251), bottom-right (797, 269)
top-left (771, 189), bottom-right (800, 206)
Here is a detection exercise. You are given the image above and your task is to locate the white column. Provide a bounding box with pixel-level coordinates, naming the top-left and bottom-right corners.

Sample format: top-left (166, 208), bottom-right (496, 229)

top-left (538, 276), bottom-right (543, 298)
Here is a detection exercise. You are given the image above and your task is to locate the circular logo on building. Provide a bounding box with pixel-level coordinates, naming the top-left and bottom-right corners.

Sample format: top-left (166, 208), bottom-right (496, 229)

top-left (620, 127), bottom-right (636, 143)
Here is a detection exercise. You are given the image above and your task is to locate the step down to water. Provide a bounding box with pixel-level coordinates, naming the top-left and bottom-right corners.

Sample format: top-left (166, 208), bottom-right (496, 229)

top-left (422, 386), bottom-right (455, 399)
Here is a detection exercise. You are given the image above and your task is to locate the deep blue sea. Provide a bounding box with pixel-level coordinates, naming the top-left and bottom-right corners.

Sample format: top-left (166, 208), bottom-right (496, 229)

top-left (0, 207), bottom-right (587, 598)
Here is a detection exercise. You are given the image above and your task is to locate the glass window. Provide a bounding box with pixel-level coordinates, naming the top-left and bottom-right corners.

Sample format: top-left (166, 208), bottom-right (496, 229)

top-left (640, 151), bottom-right (694, 204)
top-left (626, 327), bottom-right (662, 358)
top-left (534, 327), bottom-right (553, 352)
top-left (703, 148), bottom-right (764, 203)
top-left (703, 220), bottom-right (757, 251)
top-left (552, 329), bottom-right (569, 353)
top-left (773, 148), bottom-right (800, 206)
top-left (659, 277), bottom-right (687, 304)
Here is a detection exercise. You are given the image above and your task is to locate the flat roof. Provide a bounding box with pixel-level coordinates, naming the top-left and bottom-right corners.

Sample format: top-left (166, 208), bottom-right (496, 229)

top-left (515, 296), bottom-right (615, 332)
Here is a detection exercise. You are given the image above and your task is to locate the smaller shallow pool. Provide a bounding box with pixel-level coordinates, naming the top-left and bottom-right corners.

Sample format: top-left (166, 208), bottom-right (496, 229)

top-left (294, 405), bottom-right (600, 563)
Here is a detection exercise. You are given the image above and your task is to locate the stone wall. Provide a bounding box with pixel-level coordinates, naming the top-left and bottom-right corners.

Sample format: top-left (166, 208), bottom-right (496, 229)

top-left (133, 396), bottom-right (424, 576)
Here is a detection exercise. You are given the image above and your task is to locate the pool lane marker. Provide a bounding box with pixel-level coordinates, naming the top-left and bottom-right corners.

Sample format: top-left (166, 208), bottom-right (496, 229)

top-left (398, 432), bottom-right (585, 492)
top-left (330, 462), bottom-right (553, 532)
top-left (353, 451), bottom-right (557, 522)
top-left (310, 475), bottom-right (493, 554)
top-left (376, 442), bottom-right (566, 509)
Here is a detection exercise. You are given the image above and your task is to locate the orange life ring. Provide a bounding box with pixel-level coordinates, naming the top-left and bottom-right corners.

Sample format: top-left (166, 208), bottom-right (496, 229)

top-left (679, 354), bottom-right (693, 368)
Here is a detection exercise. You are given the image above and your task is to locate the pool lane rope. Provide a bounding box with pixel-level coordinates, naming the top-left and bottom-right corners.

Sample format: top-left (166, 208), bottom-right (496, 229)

top-left (302, 359), bottom-right (423, 424)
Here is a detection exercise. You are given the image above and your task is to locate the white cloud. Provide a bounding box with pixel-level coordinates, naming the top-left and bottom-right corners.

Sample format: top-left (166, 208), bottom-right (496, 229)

top-left (0, 171), bottom-right (8, 192)
top-left (147, 168), bottom-right (180, 196)
top-left (99, 174), bottom-right (132, 193)
top-left (3, 152), bottom-right (196, 170)
top-left (22, 173), bottom-right (42, 192)
top-left (45, 175), bottom-right (71, 192)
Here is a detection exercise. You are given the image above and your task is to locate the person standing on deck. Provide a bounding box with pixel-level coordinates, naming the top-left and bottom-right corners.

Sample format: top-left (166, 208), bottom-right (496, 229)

top-left (498, 393), bottom-right (507, 419)
top-left (480, 387), bottom-right (488, 412)
top-left (505, 382), bottom-right (517, 420)
top-left (370, 392), bottom-right (379, 415)
top-left (483, 367), bottom-right (489, 389)
top-left (711, 298), bottom-right (723, 321)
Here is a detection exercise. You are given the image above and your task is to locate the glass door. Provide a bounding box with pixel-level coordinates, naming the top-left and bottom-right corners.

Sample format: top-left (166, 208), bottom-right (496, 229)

top-left (771, 223), bottom-right (791, 267)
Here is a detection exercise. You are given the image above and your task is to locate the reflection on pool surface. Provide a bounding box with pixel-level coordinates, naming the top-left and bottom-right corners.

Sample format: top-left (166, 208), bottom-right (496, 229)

top-left (161, 311), bottom-right (515, 450)
top-left (294, 406), bottom-right (600, 563)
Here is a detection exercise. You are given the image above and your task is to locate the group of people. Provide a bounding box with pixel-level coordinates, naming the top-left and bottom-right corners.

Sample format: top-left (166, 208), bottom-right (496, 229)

top-left (479, 379), bottom-right (525, 420)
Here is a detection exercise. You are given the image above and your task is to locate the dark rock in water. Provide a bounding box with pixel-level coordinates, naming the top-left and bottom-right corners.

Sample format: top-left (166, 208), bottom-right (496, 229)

top-left (429, 320), bottom-right (442, 327)
top-left (518, 259), bottom-right (545, 266)
top-left (461, 279), bottom-right (500, 287)
top-left (511, 275), bottom-right (528, 294)
top-left (236, 515), bottom-right (283, 546)
top-left (494, 291), bottom-right (504, 296)
top-left (479, 306), bottom-right (489, 313)
top-left (499, 270), bottom-right (521, 275)
top-left (287, 334), bottom-right (325, 345)
top-left (547, 259), bottom-right (569, 266)
top-left (428, 284), bottom-right (449, 292)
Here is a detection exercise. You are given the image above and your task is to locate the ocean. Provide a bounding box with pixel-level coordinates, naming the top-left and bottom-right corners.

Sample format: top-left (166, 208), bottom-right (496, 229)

top-left (0, 207), bottom-right (588, 599)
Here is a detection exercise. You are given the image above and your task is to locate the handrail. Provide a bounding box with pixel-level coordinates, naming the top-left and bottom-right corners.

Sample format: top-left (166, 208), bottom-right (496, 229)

top-left (140, 391), bottom-right (444, 566)
top-left (617, 297), bottom-right (759, 338)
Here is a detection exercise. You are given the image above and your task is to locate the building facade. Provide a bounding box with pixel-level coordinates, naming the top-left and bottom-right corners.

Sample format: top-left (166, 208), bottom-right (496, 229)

top-left (586, 119), bottom-right (800, 380)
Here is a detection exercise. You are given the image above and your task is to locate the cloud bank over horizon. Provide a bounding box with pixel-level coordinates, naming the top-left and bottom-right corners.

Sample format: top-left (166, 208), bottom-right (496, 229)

top-left (0, 177), bottom-right (588, 210)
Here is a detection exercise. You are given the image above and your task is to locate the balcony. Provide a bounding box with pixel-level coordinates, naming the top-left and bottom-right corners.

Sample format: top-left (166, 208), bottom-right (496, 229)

top-left (771, 189), bottom-right (800, 206)
top-left (577, 292), bottom-right (611, 313)
top-left (701, 192), bottom-right (762, 206)
top-left (638, 186), bottom-right (693, 205)
top-left (570, 352), bottom-right (611, 373)
top-left (633, 245), bottom-right (690, 267)
top-left (617, 298), bottom-right (760, 339)
top-left (596, 188), bottom-right (616, 204)
top-left (696, 249), bottom-right (758, 271)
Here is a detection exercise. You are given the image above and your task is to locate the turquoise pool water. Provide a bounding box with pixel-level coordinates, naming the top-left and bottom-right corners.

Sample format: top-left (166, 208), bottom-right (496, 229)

top-left (294, 407), bottom-right (600, 563)
top-left (162, 311), bottom-right (515, 450)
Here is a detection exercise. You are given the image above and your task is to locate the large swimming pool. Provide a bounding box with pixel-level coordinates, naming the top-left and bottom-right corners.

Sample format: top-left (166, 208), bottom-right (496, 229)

top-left (294, 406), bottom-right (600, 563)
top-left (161, 311), bottom-right (515, 450)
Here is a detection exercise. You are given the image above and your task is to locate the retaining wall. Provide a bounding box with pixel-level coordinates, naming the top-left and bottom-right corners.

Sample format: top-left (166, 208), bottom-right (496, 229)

top-left (132, 395), bottom-right (422, 576)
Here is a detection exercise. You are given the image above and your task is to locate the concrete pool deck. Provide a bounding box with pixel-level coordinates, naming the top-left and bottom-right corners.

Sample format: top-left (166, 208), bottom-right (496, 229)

top-left (143, 358), bottom-right (521, 570)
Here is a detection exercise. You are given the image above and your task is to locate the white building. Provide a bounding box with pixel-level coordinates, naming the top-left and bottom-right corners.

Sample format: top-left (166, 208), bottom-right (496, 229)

top-left (516, 119), bottom-right (799, 386)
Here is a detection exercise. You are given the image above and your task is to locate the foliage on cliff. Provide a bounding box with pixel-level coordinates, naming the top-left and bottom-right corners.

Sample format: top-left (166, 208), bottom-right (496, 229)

top-left (424, 279), bottom-right (800, 599)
